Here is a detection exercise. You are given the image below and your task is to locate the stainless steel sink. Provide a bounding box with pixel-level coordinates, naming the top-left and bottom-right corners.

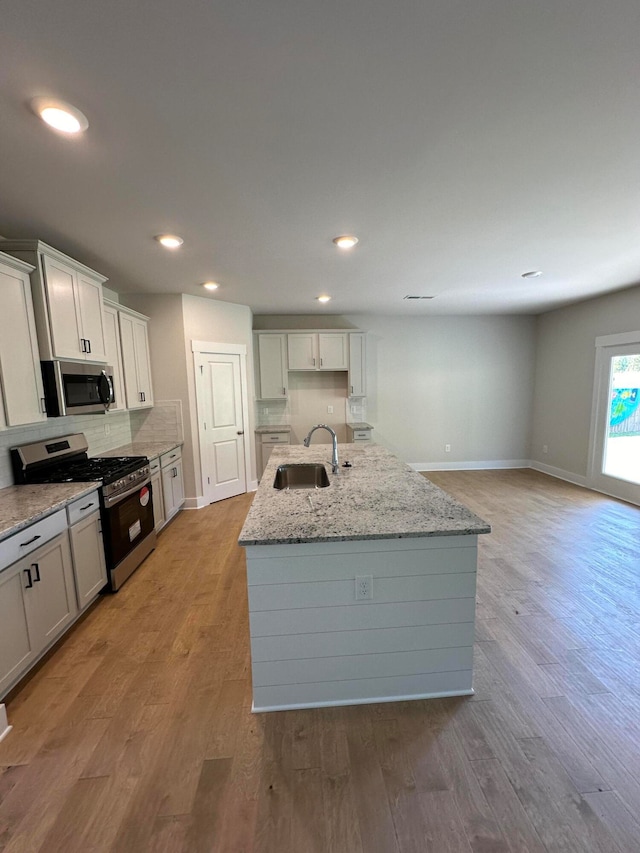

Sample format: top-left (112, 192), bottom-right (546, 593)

top-left (273, 463), bottom-right (330, 490)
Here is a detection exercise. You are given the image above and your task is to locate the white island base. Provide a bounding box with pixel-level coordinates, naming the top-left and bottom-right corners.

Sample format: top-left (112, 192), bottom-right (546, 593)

top-left (246, 534), bottom-right (478, 713)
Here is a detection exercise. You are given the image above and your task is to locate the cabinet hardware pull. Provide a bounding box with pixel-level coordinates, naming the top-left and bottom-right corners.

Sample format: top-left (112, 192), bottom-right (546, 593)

top-left (320, 358), bottom-right (323, 366)
top-left (282, 387), bottom-right (286, 396)
top-left (80, 338), bottom-right (86, 353)
top-left (142, 392), bottom-right (145, 402)
top-left (312, 357), bottom-right (316, 366)
top-left (20, 534), bottom-right (41, 547)
top-left (24, 568), bottom-right (33, 589)
top-left (351, 385), bottom-right (354, 394)
top-left (40, 397), bottom-right (47, 414)
top-left (79, 502), bottom-right (95, 511)
top-left (31, 563), bottom-right (41, 583)
top-left (87, 339), bottom-right (91, 353)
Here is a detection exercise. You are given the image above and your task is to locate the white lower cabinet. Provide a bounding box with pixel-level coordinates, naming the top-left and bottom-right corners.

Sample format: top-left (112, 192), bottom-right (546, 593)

top-left (257, 431), bottom-right (291, 479)
top-left (69, 511), bottom-right (108, 610)
top-left (0, 526), bottom-right (78, 697)
top-left (161, 448), bottom-right (185, 525)
top-left (0, 561), bottom-right (34, 697)
top-left (149, 459), bottom-right (165, 532)
top-left (22, 533), bottom-right (77, 651)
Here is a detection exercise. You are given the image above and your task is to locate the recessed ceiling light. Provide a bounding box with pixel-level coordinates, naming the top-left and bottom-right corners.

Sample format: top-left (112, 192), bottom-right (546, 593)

top-left (521, 270), bottom-right (543, 279)
top-left (31, 97), bottom-right (88, 133)
top-left (333, 235), bottom-right (358, 249)
top-left (202, 281), bottom-right (219, 291)
top-left (317, 295), bottom-right (332, 303)
top-left (155, 234), bottom-right (184, 249)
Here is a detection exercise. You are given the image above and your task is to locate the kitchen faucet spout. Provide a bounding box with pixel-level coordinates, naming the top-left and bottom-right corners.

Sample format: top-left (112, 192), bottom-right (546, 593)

top-left (303, 424), bottom-right (339, 474)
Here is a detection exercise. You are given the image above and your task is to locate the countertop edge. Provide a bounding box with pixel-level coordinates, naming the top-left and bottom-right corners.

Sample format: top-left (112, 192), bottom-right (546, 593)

top-left (0, 482), bottom-right (101, 544)
top-left (239, 525), bottom-right (491, 546)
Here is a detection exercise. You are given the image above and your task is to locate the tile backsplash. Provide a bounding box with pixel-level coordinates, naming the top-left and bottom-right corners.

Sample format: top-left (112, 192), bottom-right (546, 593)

top-left (130, 400), bottom-right (184, 444)
top-left (0, 411), bottom-right (133, 489)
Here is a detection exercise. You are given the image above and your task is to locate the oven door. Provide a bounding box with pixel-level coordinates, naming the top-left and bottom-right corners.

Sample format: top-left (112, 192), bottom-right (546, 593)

top-left (102, 479), bottom-right (155, 571)
top-left (41, 361), bottom-right (115, 416)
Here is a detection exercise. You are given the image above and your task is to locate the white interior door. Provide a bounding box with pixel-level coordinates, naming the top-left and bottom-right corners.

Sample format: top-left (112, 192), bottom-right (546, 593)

top-left (197, 352), bottom-right (247, 503)
top-left (588, 338), bottom-right (640, 506)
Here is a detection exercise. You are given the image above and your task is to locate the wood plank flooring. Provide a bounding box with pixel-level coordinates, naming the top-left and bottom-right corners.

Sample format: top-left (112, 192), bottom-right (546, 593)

top-left (1, 468), bottom-right (640, 851)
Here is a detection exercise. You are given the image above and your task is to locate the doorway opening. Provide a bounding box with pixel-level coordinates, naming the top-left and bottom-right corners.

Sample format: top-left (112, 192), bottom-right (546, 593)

top-left (588, 332), bottom-right (640, 506)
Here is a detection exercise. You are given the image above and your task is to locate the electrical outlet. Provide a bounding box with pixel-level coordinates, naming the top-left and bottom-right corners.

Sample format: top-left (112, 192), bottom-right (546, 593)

top-left (327, 405), bottom-right (334, 414)
top-left (351, 405), bottom-right (358, 414)
top-left (104, 423), bottom-right (110, 436)
top-left (543, 444), bottom-right (548, 454)
top-left (263, 407), bottom-right (269, 415)
top-left (445, 444), bottom-right (451, 452)
top-left (355, 575), bottom-right (373, 601)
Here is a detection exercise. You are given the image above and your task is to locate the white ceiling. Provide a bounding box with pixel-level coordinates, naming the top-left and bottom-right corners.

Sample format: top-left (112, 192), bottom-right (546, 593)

top-left (2, 0), bottom-right (640, 315)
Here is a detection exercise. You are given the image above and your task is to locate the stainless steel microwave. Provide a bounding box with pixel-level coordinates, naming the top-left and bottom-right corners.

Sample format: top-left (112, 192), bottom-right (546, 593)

top-left (41, 360), bottom-right (115, 416)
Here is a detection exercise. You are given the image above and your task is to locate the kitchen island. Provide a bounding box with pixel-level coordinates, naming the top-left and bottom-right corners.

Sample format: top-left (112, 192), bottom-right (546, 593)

top-left (239, 444), bottom-right (490, 712)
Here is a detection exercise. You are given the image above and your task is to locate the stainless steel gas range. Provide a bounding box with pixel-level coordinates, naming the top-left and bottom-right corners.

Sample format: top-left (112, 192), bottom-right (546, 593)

top-left (11, 433), bottom-right (156, 591)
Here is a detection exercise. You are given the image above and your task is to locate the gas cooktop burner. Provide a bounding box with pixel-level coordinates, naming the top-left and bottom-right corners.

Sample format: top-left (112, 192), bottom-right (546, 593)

top-left (33, 456), bottom-right (149, 485)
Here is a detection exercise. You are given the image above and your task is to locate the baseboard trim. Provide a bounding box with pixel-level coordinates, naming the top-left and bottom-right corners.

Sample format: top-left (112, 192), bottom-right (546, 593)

top-left (411, 459), bottom-right (530, 472)
top-left (529, 461), bottom-right (587, 488)
top-left (248, 479), bottom-right (258, 492)
top-left (251, 687), bottom-right (474, 714)
top-left (182, 496), bottom-right (209, 510)
top-left (0, 705), bottom-right (11, 742)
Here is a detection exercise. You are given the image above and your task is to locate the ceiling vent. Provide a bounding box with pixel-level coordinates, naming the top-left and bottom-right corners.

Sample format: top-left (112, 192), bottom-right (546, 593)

top-left (403, 295), bottom-right (435, 300)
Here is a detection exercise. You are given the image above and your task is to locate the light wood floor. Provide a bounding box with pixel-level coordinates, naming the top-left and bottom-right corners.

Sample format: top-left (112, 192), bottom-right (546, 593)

top-left (1, 469), bottom-right (640, 852)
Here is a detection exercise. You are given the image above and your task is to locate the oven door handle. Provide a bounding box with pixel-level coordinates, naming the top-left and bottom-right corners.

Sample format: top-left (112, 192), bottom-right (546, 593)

top-left (104, 478), bottom-right (151, 508)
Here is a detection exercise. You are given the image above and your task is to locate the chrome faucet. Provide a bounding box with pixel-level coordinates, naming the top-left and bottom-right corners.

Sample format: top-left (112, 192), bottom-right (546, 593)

top-left (303, 424), bottom-right (339, 473)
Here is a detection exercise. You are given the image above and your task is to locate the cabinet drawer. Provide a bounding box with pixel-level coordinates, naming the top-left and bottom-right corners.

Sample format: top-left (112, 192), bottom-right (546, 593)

top-left (66, 490), bottom-right (101, 526)
top-left (352, 430), bottom-right (371, 441)
top-left (0, 509), bottom-right (67, 573)
top-left (160, 447), bottom-right (182, 470)
top-left (261, 433), bottom-right (290, 444)
top-left (149, 458), bottom-right (161, 474)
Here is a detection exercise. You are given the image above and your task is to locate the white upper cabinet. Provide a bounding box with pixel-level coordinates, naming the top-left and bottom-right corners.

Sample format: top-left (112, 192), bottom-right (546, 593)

top-left (1, 240), bottom-right (108, 363)
top-left (348, 332), bottom-right (367, 397)
top-left (257, 333), bottom-right (288, 398)
top-left (288, 333), bottom-right (348, 370)
top-left (102, 301), bottom-right (126, 411)
top-left (119, 307), bottom-right (154, 409)
top-left (0, 253), bottom-right (46, 427)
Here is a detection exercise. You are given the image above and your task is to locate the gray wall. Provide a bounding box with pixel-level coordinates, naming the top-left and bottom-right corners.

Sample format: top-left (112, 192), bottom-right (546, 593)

top-left (256, 314), bottom-right (537, 467)
top-left (531, 284), bottom-right (640, 479)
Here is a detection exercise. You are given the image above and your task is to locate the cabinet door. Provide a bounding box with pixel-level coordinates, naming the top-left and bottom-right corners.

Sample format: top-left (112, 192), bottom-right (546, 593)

top-left (349, 333), bottom-right (366, 397)
top-left (258, 334), bottom-right (287, 398)
top-left (21, 533), bottom-right (77, 652)
top-left (162, 466), bottom-right (176, 520)
top-left (151, 471), bottom-right (165, 532)
top-left (69, 513), bottom-right (108, 609)
top-left (119, 311), bottom-right (141, 408)
top-left (319, 334), bottom-right (348, 370)
top-left (171, 460), bottom-right (185, 512)
top-left (133, 318), bottom-right (154, 407)
top-left (103, 304), bottom-right (126, 411)
top-left (41, 254), bottom-right (84, 360)
top-left (76, 273), bottom-right (107, 362)
top-left (0, 260), bottom-right (46, 426)
top-left (0, 561), bottom-right (35, 697)
top-left (287, 333), bottom-right (318, 370)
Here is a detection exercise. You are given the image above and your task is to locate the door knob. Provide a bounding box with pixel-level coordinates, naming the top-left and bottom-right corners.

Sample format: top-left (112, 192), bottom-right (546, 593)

top-left (237, 430), bottom-right (244, 435)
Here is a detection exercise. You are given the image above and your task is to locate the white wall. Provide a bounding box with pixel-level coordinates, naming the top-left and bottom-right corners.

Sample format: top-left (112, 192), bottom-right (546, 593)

top-left (181, 295), bottom-right (256, 495)
top-left (124, 294), bottom-right (255, 502)
top-left (531, 283), bottom-right (640, 479)
top-left (255, 314), bottom-right (536, 467)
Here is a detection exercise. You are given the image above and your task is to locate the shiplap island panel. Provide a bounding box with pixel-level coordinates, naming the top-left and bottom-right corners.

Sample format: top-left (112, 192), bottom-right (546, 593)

top-left (239, 444), bottom-right (490, 712)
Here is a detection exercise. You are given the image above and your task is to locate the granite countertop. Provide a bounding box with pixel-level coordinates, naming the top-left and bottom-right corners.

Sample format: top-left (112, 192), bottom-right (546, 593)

top-left (97, 440), bottom-right (182, 461)
top-left (346, 422), bottom-right (373, 431)
top-left (0, 482), bottom-right (101, 544)
top-left (255, 425), bottom-right (291, 434)
top-left (238, 444), bottom-right (491, 546)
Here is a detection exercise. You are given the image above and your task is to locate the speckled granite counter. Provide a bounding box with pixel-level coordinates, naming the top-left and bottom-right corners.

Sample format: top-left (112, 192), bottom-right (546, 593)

top-left (97, 441), bottom-right (182, 461)
top-left (0, 482), bottom-right (100, 543)
top-left (239, 443), bottom-right (490, 546)
top-left (254, 425), bottom-right (291, 434)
